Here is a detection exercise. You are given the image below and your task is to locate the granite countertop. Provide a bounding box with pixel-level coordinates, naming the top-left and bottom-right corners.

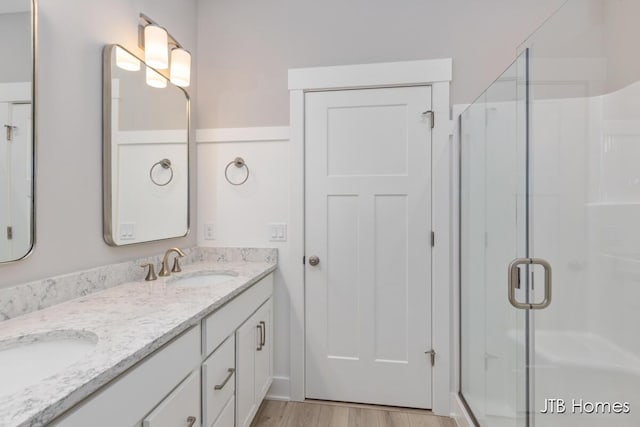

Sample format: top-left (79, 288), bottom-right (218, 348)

top-left (0, 259), bottom-right (277, 427)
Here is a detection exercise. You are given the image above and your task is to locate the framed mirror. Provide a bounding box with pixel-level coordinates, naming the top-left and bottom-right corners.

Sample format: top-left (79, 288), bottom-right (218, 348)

top-left (103, 44), bottom-right (189, 246)
top-left (0, 0), bottom-right (36, 263)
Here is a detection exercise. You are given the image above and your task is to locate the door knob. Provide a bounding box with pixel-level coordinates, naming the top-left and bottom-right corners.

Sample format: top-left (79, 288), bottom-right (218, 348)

top-left (308, 255), bottom-right (320, 266)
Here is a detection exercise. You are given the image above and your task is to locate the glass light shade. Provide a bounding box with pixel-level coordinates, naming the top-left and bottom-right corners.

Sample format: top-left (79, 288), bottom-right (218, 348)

top-left (144, 24), bottom-right (168, 69)
top-left (115, 46), bottom-right (140, 71)
top-left (146, 66), bottom-right (167, 89)
top-left (170, 48), bottom-right (191, 87)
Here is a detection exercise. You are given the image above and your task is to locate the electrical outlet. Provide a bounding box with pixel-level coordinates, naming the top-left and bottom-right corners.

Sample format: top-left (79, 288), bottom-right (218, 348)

top-left (268, 223), bottom-right (287, 242)
top-left (204, 223), bottom-right (215, 240)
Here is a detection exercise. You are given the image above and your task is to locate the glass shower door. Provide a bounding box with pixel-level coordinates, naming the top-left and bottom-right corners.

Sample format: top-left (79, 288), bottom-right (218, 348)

top-left (460, 52), bottom-right (530, 427)
top-left (523, 1), bottom-right (640, 426)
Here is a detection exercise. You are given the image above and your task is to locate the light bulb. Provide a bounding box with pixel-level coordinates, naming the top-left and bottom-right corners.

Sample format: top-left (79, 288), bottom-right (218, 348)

top-left (144, 24), bottom-right (168, 69)
top-left (170, 48), bottom-right (191, 87)
top-left (115, 46), bottom-right (140, 71)
top-left (146, 66), bottom-right (167, 89)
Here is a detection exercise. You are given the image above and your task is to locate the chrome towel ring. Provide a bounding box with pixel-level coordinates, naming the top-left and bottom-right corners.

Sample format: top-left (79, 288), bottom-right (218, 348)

top-left (225, 157), bottom-right (250, 186)
top-left (150, 158), bottom-right (174, 186)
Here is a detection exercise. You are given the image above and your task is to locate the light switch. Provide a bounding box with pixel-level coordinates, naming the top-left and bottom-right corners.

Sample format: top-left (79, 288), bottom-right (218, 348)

top-left (119, 223), bottom-right (136, 240)
top-left (268, 223), bottom-right (287, 242)
top-left (204, 223), bottom-right (215, 240)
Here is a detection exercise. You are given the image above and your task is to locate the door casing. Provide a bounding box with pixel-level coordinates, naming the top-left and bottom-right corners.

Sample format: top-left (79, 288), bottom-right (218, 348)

top-left (287, 59), bottom-right (453, 415)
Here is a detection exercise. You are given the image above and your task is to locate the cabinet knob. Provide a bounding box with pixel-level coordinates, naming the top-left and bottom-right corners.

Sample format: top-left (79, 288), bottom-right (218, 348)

top-left (308, 255), bottom-right (320, 266)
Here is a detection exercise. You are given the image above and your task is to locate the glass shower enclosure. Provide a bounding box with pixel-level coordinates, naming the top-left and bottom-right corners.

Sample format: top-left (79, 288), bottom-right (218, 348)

top-left (460, 1), bottom-right (640, 426)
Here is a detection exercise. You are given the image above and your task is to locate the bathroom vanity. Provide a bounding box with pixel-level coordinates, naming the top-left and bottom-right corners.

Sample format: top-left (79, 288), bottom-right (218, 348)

top-left (0, 250), bottom-right (276, 427)
top-left (52, 273), bottom-right (273, 427)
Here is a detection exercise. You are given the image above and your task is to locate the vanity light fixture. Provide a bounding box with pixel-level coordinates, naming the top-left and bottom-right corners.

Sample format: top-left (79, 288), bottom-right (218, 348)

top-left (139, 13), bottom-right (191, 88)
top-left (143, 24), bottom-right (169, 69)
top-left (170, 48), bottom-right (191, 87)
top-left (146, 66), bottom-right (168, 89)
top-left (115, 46), bottom-right (140, 71)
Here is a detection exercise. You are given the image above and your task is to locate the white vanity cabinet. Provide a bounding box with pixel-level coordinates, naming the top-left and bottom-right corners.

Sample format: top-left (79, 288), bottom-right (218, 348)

top-left (236, 298), bottom-right (273, 427)
top-left (213, 397), bottom-right (235, 427)
top-left (202, 336), bottom-right (235, 427)
top-left (202, 273), bottom-right (274, 427)
top-left (142, 371), bottom-right (201, 427)
top-left (50, 326), bottom-right (202, 427)
top-left (51, 272), bottom-right (274, 427)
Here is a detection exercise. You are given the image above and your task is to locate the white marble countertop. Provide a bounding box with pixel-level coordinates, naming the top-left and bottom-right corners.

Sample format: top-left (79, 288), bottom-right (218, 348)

top-left (0, 259), bottom-right (277, 427)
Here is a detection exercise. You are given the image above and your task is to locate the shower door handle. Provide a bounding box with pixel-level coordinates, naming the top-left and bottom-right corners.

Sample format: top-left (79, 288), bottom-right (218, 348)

top-left (508, 258), bottom-right (552, 310)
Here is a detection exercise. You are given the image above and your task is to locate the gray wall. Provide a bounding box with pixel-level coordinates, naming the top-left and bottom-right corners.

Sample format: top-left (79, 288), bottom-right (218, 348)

top-left (196, 0), bottom-right (565, 128)
top-left (0, 0), bottom-right (198, 288)
top-left (0, 12), bottom-right (31, 83)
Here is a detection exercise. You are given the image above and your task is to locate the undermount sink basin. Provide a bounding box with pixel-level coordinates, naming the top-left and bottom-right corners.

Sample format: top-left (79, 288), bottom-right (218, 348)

top-left (168, 271), bottom-right (237, 287)
top-left (0, 330), bottom-right (98, 398)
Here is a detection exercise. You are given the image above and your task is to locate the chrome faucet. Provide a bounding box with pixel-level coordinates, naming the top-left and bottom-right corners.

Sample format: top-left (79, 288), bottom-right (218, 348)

top-left (159, 247), bottom-right (186, 277)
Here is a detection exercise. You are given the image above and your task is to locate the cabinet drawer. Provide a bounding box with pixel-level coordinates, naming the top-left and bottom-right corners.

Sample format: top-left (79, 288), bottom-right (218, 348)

top-left (213, 397), bottom-right (235, 427)
top-left (143, 371), bottom-right (201, 427)
top-left (203, 335), bottom-right (235, 427)
top-left (203, 273), bottom-right (273, 357)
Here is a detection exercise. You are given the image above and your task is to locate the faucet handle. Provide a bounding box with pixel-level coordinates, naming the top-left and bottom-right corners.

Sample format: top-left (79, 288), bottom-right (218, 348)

top-left (171, 257), bottom-right (182, 273)
top-left (141, 263), bottom-right (158, 281)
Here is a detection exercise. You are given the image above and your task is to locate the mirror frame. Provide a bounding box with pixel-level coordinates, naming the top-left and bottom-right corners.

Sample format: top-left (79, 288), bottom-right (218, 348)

top-left (102, 44), bottom-right (191, 246)
top-left (0, 0), bottom-right (37, 264)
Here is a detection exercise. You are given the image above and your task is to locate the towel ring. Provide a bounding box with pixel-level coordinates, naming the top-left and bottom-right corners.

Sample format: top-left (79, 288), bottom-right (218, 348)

top-left (150, 158), bottom-right (174, 186)
top-left (225, 157), bottom-right (250, 186)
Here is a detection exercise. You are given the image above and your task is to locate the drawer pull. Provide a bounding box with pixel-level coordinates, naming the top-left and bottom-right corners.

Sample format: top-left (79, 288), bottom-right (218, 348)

top-left (260, 321), bottom-right (266, 346)
top-left (187, 416), bottom-right (197, 427)
top-left (214, 368), bottom-right (236, 390)
top-left (256, 324), bottom-right (263, 351)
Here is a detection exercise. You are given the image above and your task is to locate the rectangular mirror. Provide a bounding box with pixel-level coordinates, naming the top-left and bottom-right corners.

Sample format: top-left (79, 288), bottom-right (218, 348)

top-left (103, 44), bottom-right (189, 246)
top-left (0, 0), bottom-right (35, 263)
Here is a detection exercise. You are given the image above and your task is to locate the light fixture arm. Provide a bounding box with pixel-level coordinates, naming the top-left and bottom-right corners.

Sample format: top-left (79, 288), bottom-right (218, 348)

top-left (138, 13), bottom-right (185, 51)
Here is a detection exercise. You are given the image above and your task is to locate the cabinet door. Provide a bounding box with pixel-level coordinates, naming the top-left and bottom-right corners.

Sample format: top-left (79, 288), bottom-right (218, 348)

top-left (236, 311), bottom-right (258, 427)
top-left (254, 298), bottom-right (273, 402)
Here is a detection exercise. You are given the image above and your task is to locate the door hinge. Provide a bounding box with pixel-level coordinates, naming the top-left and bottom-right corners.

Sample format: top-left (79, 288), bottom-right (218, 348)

top-left (6, 226), bottom-right (13, 240)
top-left (4, 125), bottom-right (17, 142)
top-left (425, 349), bottom-right (436, 367)
top-left (431, 231), bottom-right (435, 247)
top-left (422, 110), bottom-right (435, 129)
top-left (302, 255), bottom-right (305, 265)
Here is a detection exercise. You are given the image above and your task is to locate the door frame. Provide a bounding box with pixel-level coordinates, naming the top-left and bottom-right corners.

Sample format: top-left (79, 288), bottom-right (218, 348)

top-left (0, 82), bottom-right (36, 263)
top-left (287, 59), bottom-right (453, 415)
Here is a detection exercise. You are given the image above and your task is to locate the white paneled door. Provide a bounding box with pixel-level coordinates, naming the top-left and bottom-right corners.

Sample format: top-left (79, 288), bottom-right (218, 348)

top-left (305, 86), bottom-right (433, 408)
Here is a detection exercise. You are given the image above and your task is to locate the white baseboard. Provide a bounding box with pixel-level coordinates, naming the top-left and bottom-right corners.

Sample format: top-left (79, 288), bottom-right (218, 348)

top-left (451, 393), bottom-right (475, 427)
top-left (266, 376), bottom-right (290, 401)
